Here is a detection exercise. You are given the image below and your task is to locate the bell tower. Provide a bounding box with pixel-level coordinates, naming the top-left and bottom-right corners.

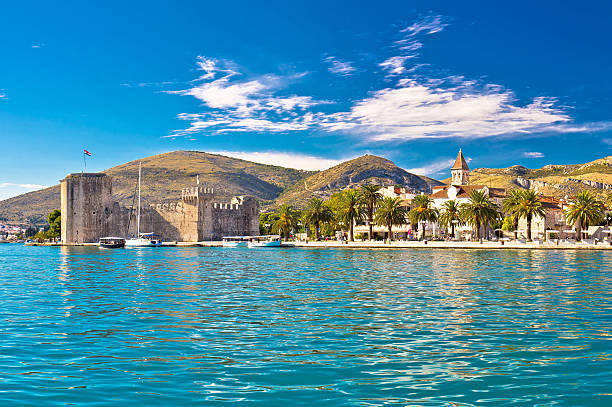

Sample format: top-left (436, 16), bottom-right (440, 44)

top-left (451, 149), bottom-right (470, 186)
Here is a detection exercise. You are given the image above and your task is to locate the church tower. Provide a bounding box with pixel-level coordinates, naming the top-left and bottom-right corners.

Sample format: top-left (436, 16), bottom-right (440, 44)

top-left (451, 149), bottom-right (470, 186)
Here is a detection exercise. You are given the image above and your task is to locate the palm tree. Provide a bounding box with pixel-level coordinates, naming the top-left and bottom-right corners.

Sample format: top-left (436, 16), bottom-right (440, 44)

top-left (460, 189), bottom-right (499, 240)
top-left (302, 198), bottom-right (334, 241)
top-left (338, 189), bottom-right (363, 241)
top-left (273, 204), bottom-right (299, 241)
top-left (439, 200), bottom-right (462, 239)
top-left (375, 197), bottom-right (408, 243)
top-left (359, 184), bottom-right (383, 240)
top-left (502, 189), bottom-right (524, 239)
top-left (408, 194), bottom-right (438, 240)
top-left (565, 190), bottom-right (605, 241)
top-left (514, 189), bottom-right (545, 241)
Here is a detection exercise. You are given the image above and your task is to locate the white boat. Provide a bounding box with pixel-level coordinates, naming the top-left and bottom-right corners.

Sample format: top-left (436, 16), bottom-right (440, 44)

top-left (125, 233), bottom-right (162, 247)
top-left (125, 162), bottom-right (162, 247)
top-left (222, 236), bottom-right (249, 247)
top-left (247, 235), bottom-right (282, 248)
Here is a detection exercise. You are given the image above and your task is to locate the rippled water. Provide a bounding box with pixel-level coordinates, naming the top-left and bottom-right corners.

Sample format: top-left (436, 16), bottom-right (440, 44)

top-left (1, 245), bottom-right (611, 406)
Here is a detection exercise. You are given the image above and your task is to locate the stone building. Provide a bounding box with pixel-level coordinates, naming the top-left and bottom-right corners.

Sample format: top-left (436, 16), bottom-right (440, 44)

top-left (60, 173), bottom-right (259, 244)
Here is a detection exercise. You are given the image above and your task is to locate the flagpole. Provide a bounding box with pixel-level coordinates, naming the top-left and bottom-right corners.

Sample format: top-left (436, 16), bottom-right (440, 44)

top-left (83, 150), bottom-right (86, 173)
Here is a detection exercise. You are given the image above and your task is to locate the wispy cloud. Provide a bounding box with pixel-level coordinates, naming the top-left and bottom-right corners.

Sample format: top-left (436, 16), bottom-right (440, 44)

top-left (0, 182), bottom-right (47, 189)
top-left (325, 56), bottom-right (355, 76)
top-left (163, 17), bottom-right (606, 142)
top-left (31, 43), bottom-right (45, 49)
top-left (166, 56), bottom-right (328, 135)
top-left (523, 151), bottom-right (544, 158)
top-left (209, 151), bottom-right (345, 171)
top-left (0, 92), bottom-right (5, 99)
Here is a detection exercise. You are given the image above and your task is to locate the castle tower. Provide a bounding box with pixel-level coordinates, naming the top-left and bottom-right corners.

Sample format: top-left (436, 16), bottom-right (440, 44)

top-left (451, 149), bottom-right (470, 186)
top-left (60, 173), bottom-right (114, 244)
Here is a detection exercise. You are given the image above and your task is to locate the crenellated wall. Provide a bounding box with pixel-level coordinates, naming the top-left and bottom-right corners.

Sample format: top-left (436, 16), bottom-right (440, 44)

top-left (61, 175), bottom-right (259, 243)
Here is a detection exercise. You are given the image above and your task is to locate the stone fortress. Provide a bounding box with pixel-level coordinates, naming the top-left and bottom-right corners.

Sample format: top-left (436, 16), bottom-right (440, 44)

top-left (60, 173), bottom-right (259, 244)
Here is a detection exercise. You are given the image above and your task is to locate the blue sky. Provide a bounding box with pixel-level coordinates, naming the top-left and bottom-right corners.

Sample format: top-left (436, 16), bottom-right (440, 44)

top-left (1, 0), bottom-right (612, 199)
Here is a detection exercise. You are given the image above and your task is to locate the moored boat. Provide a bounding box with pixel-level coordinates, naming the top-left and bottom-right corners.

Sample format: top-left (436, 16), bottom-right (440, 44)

top-left (125, 233), bottom-right (162, 247)
top-left (247, 235), bottom-right (282, 248)
top-left (222, 236), bottom-right (249, 247)
top-left (99, 237), bottom-right (126, 248)
top-left (124, 162), bottom-right (162, 247)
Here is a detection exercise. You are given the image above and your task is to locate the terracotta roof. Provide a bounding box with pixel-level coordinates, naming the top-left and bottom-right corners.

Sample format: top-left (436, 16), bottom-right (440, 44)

top-left (451, 149), bottom-right (470, 170)
top-left (431, 185), bottom-right (507, 199)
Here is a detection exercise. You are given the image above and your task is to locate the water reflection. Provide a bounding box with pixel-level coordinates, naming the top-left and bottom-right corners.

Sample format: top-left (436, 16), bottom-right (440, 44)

top-left (0, 245), bottom-right (611, 406)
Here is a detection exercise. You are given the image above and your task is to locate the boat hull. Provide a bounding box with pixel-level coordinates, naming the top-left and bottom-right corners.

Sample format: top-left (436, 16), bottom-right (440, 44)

top-left (99, 242), bottom-right (125, 249)
top-left (125, 238), bottom-right (162, 247)
top-left (247, 240), bottom-right (282, 248)
top-left (223, 241), bottom-right (247, 248)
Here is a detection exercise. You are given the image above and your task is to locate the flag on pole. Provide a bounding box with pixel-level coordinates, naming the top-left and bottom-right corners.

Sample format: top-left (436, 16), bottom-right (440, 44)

top-left (84, 149), bottom-right (92, 156)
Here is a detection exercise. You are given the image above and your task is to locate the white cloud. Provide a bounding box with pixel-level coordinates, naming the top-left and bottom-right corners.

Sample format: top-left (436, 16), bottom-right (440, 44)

top-left (0, 93), bottom-right (5, 99)
top-left (402, 15), bottom-right (449, 36)
top-left (379, 56), bottom-right (413, 75)
top-left (31, 43), bottom-right (45, 49)
top-left (163, 16), bottom-right (606, 142)
top-left (0, 183), bottom-right (47, 200)
top-left (325, 56), bottom-right (355, 76)
top-left (0, 182), bottom-right (47, 189)
top-left (209, 151), bottom-right (345, 171)
top-left (523, 151), bottom-right (544, 158)
top-left (321, 82), bottom-right (571, 140)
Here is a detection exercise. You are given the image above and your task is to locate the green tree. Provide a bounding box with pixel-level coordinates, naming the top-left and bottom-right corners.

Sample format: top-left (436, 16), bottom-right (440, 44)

top-left (359, 184), bottom-right (383, 240)
top-left (272, 204), bottom-right (299, 241)
top-left (46, 209), bottom-right (61, 239)
top-left (302, 198), bottom-right (334, 241)
top-left (259, 212), bottom-right (279, 235)
top-left (460, 190), bottom-right (499, 240)
top-left (502, 189), bottom-right (524, 239)
top-left (514, 189), bottom-right (545, 241)
top-left (337, 189), bottom-right (363, 241)
top-left (408, 194), bottom-right (438, 240)
top-left (375, 197), bottom-right (408, 243)
top-left (501, 216), bottom-right (514, 232)
top-left (565, 190), bottom-right (605, 241)
top-left (438, 199), bottom-right (462, 239)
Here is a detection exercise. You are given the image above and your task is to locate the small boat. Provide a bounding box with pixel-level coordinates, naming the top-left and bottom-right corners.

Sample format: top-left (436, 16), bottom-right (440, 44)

top-left (222, 236), bottom-right (249, 247)
top-left (99, 237), bottom-right (126, 248)
top-left (125, 162), bottom-right (162, 247)
top-left (125, 233), bottom-right (162, 247)
top-left (247, 235), bottom-right (282, 248)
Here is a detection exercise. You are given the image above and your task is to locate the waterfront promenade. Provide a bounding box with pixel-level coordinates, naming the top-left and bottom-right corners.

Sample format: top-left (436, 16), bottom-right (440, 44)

top-left (25, 239), bottom-right (612, 250)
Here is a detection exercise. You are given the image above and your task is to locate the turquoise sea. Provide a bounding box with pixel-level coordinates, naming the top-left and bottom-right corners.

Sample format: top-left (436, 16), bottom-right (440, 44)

top-left (0, 245), bottom-right (611, 406)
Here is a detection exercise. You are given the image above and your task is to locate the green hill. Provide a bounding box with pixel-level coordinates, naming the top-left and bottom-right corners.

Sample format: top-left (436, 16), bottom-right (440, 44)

top-left (275, 154), bottom-right (443, 208)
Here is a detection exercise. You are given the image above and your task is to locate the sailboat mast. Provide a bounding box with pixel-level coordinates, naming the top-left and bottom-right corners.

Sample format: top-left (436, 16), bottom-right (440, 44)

top-left (137, 161), bottom-right (141, 236)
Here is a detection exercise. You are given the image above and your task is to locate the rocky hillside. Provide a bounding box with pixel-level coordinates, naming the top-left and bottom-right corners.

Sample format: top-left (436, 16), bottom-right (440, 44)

top-left (467, 156), bottom-right (612, 198)
top-left (0, 151), bottom-right (438, 225)
top-left (0, 151), bottom-right (313, 225)
top-left (274, 154), bottom-right (443, 208)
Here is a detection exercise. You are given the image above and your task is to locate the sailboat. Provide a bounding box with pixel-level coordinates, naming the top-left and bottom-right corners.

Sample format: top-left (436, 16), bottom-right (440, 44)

top-left (125, 162), bottom-right (162, 247)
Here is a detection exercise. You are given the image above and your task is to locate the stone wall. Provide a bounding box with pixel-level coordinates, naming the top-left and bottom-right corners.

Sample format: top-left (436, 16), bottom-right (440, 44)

top-left (61, 174), bottom-right (260, 243)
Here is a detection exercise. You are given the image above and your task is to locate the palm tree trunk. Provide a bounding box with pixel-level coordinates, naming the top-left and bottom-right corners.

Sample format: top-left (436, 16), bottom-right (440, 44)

top-left (526, 214), bottom-right (532, 241)
top-left (368, 211), bottom-right (374, 241)
top-left (475, 218), bottom-right (481, 240)
top-left (349, 219), bottom-right (354, 242)
top-left (513, 216), bottom-right (518, 240)
top-left (388, 224), bottom-right (392, 243)
top-left (575, 221), bottom-right (582, 242)
top-left (315, 220), bottom-right (320, 241)
top-left (421, 222), bottom-right (425, 240)
top-left (451, 223), bottom-right (455, 239)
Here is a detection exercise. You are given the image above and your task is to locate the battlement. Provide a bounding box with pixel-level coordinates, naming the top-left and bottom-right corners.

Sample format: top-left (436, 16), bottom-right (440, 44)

top-left (212, 202), bottom-right (241, 210)
top-left (181, 186), bottom-right (214, 203)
